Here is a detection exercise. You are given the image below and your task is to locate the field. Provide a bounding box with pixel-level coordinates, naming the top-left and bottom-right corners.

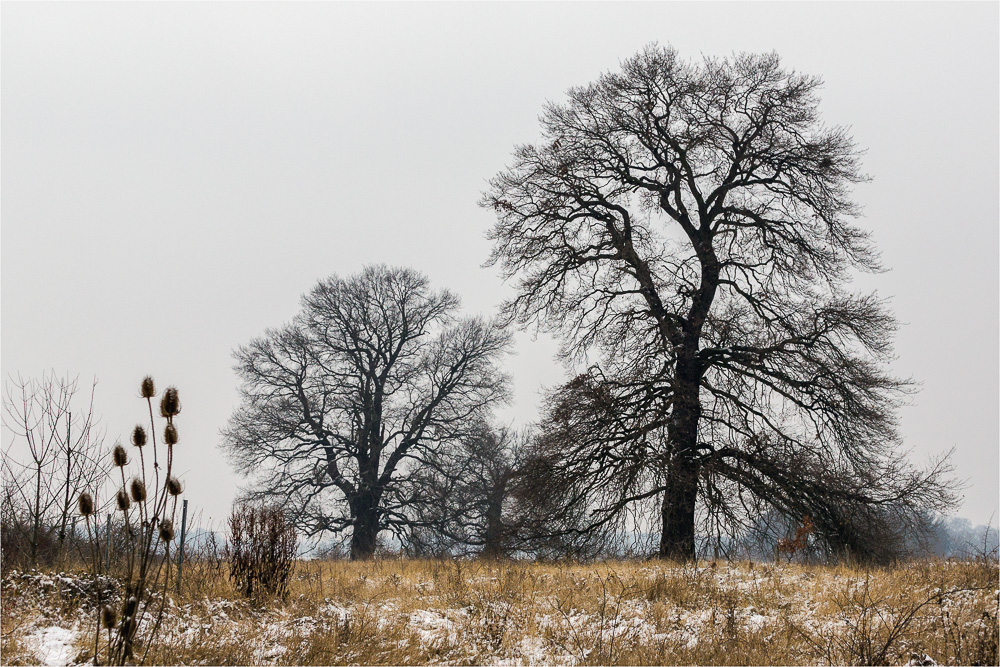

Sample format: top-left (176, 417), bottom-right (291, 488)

top-left (1, 558), bottom-right (997, 666)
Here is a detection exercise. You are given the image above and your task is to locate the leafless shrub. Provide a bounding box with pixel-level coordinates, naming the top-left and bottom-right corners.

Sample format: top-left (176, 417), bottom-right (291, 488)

top-left (225, 504), bottom-right (298, 599)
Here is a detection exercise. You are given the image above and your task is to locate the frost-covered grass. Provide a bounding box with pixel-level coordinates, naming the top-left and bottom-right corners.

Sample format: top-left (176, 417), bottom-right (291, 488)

top-left (1, 558), bottom-right (996, 665)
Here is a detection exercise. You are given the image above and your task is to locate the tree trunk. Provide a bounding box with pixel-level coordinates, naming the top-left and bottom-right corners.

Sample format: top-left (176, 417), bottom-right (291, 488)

top-left (349, 493), bottom-right (379, 560)
top-left (659, 458), bottom-right (699, 560)
top-left (481, 482), bottom-right (507, 559)
top-left (659, 361), bottom-right (702, 561)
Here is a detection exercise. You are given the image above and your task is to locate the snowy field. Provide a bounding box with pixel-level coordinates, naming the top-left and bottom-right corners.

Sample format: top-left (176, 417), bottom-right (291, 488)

top-left (1, 559), bottom-right (996, 665)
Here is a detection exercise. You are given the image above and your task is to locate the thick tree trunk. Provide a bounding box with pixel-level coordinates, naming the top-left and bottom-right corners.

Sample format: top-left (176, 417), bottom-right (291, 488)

top-left (349, 493), bottom-right (380, 560)
top-left (659, 458), bottom-right (699, 560)
top-left (481, 482), bottom-right (507, 559)
top-left (659, 362), bottom-right (702, 561)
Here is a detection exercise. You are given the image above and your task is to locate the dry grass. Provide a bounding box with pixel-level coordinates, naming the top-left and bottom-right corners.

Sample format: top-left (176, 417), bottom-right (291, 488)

top-left (2, 557), bottom-right (997, 665)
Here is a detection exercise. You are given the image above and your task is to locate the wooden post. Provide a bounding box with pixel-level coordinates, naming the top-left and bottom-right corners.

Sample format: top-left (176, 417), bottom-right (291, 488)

top-left (176, 499), bottom-right (189, 595)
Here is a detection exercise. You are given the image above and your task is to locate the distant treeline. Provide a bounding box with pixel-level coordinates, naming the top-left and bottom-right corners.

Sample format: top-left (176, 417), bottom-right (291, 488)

top-left (922, 516), bottom-right (999, 559)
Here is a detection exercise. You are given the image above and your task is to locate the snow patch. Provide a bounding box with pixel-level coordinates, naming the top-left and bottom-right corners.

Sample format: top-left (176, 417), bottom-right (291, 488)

top-left (744, 613), bottom-right (771, 632)
top-left (27, 624), bottom-right (78, 666)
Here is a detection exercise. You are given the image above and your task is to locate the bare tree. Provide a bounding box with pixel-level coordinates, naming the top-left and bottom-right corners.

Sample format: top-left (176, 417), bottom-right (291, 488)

top-left (409, 419), bottom-right (616, 560)
top-left (405, 421), bottom-right (529, 558)
top-left (223, 265), bottom-right (511, 560)
top-left (483, 45), bottom-right (956, 562)
top-left (2, 373), bottom-right (109, 568)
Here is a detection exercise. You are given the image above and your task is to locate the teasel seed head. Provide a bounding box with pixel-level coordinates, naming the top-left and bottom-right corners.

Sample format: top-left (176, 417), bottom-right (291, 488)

top-left (131, 425), bottom-right (147, 448)
top-left (101, 604), bottom-right (118, 629)
top-left (116, 489), bottom-right (131, 511)
top-left (78, 492), bottom-right (94, 517)
top-left (140, 376), bottom-right (156, 399)
top-left (129, 478), bottom-right (146, 503)
top-left (163, 424), bottom-right (178, 446)
top-left (159, 387), bottom-right (181, 417)
top-left (112, 444), bottom-right (129, 467)
top-left (166, 476), bottom-right (183, 496)
top-left (158, 518), bottom-right (174, 542)
top-left (123, 596), bottom-right (138, 617)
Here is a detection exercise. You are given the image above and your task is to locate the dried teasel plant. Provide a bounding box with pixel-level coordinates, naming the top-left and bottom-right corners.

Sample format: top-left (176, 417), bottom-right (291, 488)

top-left (165, 476), bottom-right (183, 496)
top-left (81, 376), bottom-right (187, 665)
top-left (129, 478), bottom-right (146, 503)
top-left (78, 492), bottom-right (94, 518)
top-left (78, 490), bottom-right (106, 663)
top-left (112, 444), bottom-right (128, 467)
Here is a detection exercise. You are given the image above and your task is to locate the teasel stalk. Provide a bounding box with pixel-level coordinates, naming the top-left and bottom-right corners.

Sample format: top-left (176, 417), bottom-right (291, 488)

top-left (79, 491), bottom-right (102, 664)
top-left (144, 383), bottom-right (162, 508)
top-left (78, 492), bottom-right (98, 575)
top-left (139, 385), bottom-right (164, 580)
top-left (146, 390), bottom-right (181, 568)
top-left (136, 383), bottom-right (183, 664)
top-left (155, 390), bottom-right (180, 520)
top-left (140, 401), bottom-right (183, 664)
top-left (130, 425), bottom-right (149, 527)
top-left (115, 445), bottom-right (138, 603)
top-left (101, 604), bottom-right (117, 659)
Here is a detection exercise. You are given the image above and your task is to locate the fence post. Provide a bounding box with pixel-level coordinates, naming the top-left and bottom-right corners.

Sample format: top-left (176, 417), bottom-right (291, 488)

top-left (176, 499), bottom-right (189, 595)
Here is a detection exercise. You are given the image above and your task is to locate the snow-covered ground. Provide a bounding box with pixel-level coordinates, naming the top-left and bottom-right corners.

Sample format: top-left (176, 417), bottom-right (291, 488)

top-left (2, 560), bottom-right (996, 665)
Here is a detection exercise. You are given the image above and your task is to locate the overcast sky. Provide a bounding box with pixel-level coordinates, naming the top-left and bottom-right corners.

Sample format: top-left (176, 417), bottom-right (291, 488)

top-left (2, 2), bottom-right (997, 531)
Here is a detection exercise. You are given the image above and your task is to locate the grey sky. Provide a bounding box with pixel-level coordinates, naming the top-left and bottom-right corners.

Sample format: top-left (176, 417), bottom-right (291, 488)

top-left (3, 2), bottom-right (997, 530)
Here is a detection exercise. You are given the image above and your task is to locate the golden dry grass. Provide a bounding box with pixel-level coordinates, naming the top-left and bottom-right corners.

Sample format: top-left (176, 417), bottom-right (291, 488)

top-left (2, 557), bottom-right (997, 665)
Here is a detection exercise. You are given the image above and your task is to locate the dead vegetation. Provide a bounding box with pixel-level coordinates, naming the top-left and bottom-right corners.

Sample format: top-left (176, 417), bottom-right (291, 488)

top-left (1, 558), bottom-right (996, 666)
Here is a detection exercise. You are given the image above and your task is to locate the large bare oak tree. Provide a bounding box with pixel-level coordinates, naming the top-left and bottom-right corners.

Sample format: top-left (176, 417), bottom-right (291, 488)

top-left (223, 266), bottom-right (510, 559)
top-left (483, 45), bottom-right (955, 562)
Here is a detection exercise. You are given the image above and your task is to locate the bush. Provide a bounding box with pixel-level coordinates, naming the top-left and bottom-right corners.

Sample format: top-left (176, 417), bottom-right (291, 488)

top-left (225, 505), bottom-right (297, 599)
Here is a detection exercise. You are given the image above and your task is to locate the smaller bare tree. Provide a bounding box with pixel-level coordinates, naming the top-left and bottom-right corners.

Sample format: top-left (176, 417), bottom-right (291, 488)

top-left (2, 372), bottom-right (109, 568)
top-left (406, 421), bottom-right (528, 558)
top-left (409, 420), bottom-right (616, 560)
